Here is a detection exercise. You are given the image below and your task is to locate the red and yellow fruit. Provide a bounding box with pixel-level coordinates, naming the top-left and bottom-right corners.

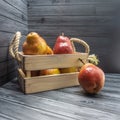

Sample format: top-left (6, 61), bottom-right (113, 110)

top-left (22, 32), bottom-right (53, 55)
top-left (22, 32), bottom-right (53, 77)
top-left (53, 33), bottom-right (76, 73)
top-left (78, 63), bottom-right (105, 94)
top-left (60, 67), bottom-right (77, 73)
top-left (40, 68), bottom-right (60, 75)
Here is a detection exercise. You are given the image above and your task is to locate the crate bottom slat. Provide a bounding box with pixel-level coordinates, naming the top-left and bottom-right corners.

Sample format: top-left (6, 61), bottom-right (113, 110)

top-left (18, 72), bottom-right (80, 94)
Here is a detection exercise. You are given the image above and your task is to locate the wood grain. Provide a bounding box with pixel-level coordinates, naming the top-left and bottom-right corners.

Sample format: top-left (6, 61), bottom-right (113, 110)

top-left (27, 0), bottom-right (119, 73)
top-left (28, 0), bottom-right (119, 6)
top-left (0, 0), bottom-right (28, 85)
top-left (0, 74), bottom-right (120, 119)
top-left (28, 16), bottom-right (113, 26)
top-left (19, 53), bottom-right (88, 70)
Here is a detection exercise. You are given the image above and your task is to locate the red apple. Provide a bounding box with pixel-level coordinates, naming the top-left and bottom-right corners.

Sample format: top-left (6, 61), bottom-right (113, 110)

top-left (78, 63), bottom-right (105, 94)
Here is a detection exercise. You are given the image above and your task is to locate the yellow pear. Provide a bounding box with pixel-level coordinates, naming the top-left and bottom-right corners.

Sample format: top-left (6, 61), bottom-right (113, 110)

top-left (40, 68), bottom-right (60, 75)
top-left (60, 67), bottom-right (77, 73)
top-left (22, 32), bottom-right (53, 55)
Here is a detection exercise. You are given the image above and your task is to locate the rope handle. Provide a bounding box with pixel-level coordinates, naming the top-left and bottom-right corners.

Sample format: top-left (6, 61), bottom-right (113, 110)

top-left (9, 31), bottom-right (21, 62)
top-left (18, 68), bottom-right (26, 78)
top-left (70, 38), bottom-right (90, 54)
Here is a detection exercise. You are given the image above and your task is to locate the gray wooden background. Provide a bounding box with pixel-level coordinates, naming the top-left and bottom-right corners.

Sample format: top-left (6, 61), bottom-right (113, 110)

top-left (0, 0), bottom-right (120, 85)
top-left (27, 0), bottom-right (120, 73)
top-left (0, 0), bottom-right (28, 85)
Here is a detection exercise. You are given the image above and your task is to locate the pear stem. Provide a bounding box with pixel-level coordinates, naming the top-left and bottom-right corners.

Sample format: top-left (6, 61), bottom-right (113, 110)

top-left (61, 32), bottom-right (64, 36)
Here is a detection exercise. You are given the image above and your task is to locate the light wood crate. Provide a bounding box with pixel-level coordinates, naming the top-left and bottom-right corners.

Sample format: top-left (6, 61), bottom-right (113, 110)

top-left (9, 32), bottom-right (90, 94)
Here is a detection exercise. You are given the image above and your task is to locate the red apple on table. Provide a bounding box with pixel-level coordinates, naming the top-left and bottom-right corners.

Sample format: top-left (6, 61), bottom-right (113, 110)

top-left (78, 63), bottom-right (105, 94)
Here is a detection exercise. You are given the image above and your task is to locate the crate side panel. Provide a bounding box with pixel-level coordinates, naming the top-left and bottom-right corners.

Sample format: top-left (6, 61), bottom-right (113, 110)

top-left (23, 53), bottom-right (88, 70)
top-left (24, 72), bottom-right (79, 94)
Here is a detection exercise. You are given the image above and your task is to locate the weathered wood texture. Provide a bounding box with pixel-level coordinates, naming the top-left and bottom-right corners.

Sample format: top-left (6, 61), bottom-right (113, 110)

top-left (17, 52), bottom-right (88, 94)
top-left (0, 0), bottom-right (28, 85)
top-left (0, 74), bottom-right (120, 120)
top-left (28, 0), bottom-right (120, 73)
top-left (0, 0), bottom-right (120, 86)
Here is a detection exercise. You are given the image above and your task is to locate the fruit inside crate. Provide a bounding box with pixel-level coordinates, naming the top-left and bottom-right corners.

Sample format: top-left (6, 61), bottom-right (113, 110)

top-left (9, 32), bottom-right (90, 94)
top-left (18, 52), bottom-right (88, 93)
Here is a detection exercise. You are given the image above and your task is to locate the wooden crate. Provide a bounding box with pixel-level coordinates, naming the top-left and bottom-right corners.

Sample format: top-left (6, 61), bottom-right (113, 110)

top-left (18, 52), bottom-right (88, 94)
top-left (9, 32), bottom-right (90, 94)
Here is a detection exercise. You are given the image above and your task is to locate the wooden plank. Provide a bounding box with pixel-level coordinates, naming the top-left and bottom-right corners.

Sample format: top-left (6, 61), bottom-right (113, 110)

top-left (0, 47), bottom-right (8, 62)
top-left (96, 5), bottom-right (118, 16)
top-left (28, 5), bottom-right (95, 16)
top-left (0, 53), bottom-right (13, 63)
top-left (28, 4), bottom-right (118, 16)
top-left (28, 16), bottom-right (113, 26)
top-left (23, 72), bottom-right (79, 93)
top-left (2, 78), bottom-right (24, 91)
top-left (0, 87), bottom-right (119, 120)
top-left (0, 0), bottom-right (28, 85)
top-left (0, 13), bottom-right (27, 26)
top-left (28, 0), bottom-right (120, 6)
top-left (33, 89), bottom-right (120, 116)
top-left (36, 36), bottom-right (111, 47)
top-left (0, 114), bottom-right (16, 120)
top-left (0, 61), bottom-right (8, 77)
top-left (3, 74), bottom-right (120, 100)
top-left (0, 1), bottom-right (27, 24)
top-left (0, 60), bottom-right (17, 77)
top-left (0, 47), bottom-right (16, 62)
top-left (19, 53), bottom-right (88, 70)
top-left (1, 74), bottom-right (120, 118)
top-left (0, 15), bottom-right (28, 34)
top-left (4, 0), bottom-right (27, 15)
top-left (0, 97), bottom-right (73, 120)
top-left (29, 26), bottom-right (111, 37)
top-left (21, 0), bottom-right (28, 5)
top-left (0, 71), bottom-right (17, 86)
top-left (0, 31), bottom-right (26, 47)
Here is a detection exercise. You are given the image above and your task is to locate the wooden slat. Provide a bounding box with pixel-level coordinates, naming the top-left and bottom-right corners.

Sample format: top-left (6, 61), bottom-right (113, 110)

top-left (29, 26), bottom-right (111, 37)
top-left (0, 47), bottom-right (22, 62)
top-left (0, 1), bottom-right (27, 23)
top-left (0, 47), bottom-right (8, 62)
top-left (0, 60), bottom-right (17, 77)
top-left (0, 113), bottom-right (17, 120)
top-left (0, 98), bottom-right (67, 120)
top-left (19, 53), bottom-right (88, 70)
top-left (24, 72), bottom-right (79, 94)
top-left (28, 4), bottom-right (118, 16)
top-left (0, 15), bottom-right (28, 34)
top-left (0, 71), bottom-right (17, 86)
top-left (33, 89), bottom-right (120, 116)
top-left (21, 0), bottom-right (28, 5)
top-left (28, 16), bottom-right (113, 26)
top-left (0, 86), bottom-right (118, 120)
top-left (28, 5), bottom-right (95, 16)
top-left (0, 31), bottom-right (26, 47)
top-left (4, 0), bottom-right (27, 15)
top-left (28, 0), bottom-right (120, 6)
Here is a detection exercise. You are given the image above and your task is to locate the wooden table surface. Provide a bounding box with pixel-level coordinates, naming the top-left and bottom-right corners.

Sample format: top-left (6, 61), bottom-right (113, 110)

top-left (0, 73), bottom-right (120, 120)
